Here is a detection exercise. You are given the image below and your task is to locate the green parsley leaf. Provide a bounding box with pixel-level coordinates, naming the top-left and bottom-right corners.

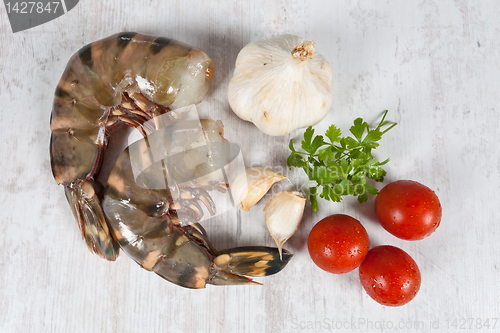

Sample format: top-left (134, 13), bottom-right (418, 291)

top-left (320, 186), bottom-right (330, 200)
top-left (365, 185), bottom-right (379, 195)
top-left (312, 166), bottom-right (342, 185)
top-left (325, 124), bottom-right (342, 143)
top-left (288, 110), bottom-right (396, 211)
top-left (303, 127), bottom-right (314, 146)
top-left (362, 129), bottom-right (382, 149)
top-left (345, 137), bottom-right (360, 149)
top-left (287, 152), bottom-right (305, 168)
top-left (318, 146), bottom-right (332, 162)
top-left (350, 118), bottom-right (368, 141)
top-left (301, 129), bottom-right (325, 154)
top-left (309, 135), bottom-right (325, 154)
top-left (357, 190), bottom-right (368, 203)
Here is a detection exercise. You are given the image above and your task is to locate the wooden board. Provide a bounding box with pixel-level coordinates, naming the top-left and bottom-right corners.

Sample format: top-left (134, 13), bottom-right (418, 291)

top-left (1, 0), bottom-right (499, 332)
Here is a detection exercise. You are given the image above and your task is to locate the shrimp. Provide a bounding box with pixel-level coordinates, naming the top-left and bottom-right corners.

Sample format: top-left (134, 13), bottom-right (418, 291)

top-left (50, 32), bottom-right (292, 287)
top-left (50, 32), bottom-right (215, 260)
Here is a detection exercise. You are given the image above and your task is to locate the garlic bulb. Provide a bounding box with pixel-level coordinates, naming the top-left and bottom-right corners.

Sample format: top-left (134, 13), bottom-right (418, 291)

top-left (228, 34), bottom-right (333, 136)
top-left (231, 167), bottom-right (287, 211)
top-left (263, 191), bottom-right (306, 258)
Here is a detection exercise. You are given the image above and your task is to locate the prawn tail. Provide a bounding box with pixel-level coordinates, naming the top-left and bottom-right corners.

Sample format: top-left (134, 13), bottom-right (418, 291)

top-left (209, 246), bottom-right (293, 285)
top-left (65, 180), bottom-right (120, 261)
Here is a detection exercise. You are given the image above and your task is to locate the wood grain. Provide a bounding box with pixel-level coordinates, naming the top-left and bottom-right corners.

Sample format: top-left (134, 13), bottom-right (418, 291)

top-left (1, 0), bottom-right (499, 332)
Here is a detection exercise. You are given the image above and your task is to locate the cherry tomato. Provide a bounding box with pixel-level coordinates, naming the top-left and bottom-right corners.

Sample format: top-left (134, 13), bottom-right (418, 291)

top-left (307, 214), bottom-right (369, 274)
top-left (359, 245), bottom-right (421, 306)
top-left (374, 180), bottom-right (442, 240)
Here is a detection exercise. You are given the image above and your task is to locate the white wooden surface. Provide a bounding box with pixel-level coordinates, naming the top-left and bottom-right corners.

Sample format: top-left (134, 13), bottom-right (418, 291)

top-left (1, 0), bottom-right (499, 332)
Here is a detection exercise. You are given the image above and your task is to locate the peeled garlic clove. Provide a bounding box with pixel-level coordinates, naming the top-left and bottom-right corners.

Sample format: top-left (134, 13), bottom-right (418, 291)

top-left (231, 167), bottom-right (287, 211)
top-left (263, 191), bottom-right (306, 259)
top-left (228, 34), bottom-right (333, 136)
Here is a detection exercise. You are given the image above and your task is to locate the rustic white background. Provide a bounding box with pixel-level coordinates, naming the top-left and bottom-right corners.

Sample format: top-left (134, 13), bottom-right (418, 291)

top-left (1, 0), bottom-right (499, 332)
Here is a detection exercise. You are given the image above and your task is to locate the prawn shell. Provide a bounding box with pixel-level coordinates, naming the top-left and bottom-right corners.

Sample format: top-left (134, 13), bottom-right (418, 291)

top-left (50, 130), bottom-right (101, 185)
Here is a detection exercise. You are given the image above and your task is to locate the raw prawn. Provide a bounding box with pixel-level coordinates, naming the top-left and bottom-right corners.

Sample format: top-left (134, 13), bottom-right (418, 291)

top-left (50, 32), bottom-right (292, 288)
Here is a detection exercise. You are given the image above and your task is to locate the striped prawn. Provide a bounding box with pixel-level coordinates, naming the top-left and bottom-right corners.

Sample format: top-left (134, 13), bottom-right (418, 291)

top-left (49, 32), bottom-right (291, 288)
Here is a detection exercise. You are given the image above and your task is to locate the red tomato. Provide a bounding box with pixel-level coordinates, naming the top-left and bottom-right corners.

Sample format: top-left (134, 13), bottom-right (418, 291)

top-left (359, 245), bottom-right (421, 306)
top-left (374, 180), bottom-right (442, 240)
top-left (307, 214), bottom-right (369, 274)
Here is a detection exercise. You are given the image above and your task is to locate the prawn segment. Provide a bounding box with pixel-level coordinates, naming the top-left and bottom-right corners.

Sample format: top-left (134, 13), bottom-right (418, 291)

top-left (50, 130), bottom-right (102, 185)
top-left (170, 49), bottom-right (215, 109)
top-left (65, 180), bottom-right (119, 260)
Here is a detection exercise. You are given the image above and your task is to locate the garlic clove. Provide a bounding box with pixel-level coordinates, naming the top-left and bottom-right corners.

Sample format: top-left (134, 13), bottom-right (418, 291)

top-left (231, 167), bottom-right (287, 211)
top-left (263, 191), bottom-right (306, 259)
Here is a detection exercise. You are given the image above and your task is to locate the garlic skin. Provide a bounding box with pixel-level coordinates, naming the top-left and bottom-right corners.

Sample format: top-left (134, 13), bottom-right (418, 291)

top-left (231, 167), bottom-right (287, 211)
top-left (228, 34), bottom-right (333, 136)
top-left (263, 191), bottom-right (306, 258)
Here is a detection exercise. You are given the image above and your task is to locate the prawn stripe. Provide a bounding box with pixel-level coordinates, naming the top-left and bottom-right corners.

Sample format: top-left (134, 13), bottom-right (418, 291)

top-left (149, 37), bottom-right (175, 55)
top-left (78, 44), bottom-right (93, 70)
top-left (116, 32), bottom-right (138, 50)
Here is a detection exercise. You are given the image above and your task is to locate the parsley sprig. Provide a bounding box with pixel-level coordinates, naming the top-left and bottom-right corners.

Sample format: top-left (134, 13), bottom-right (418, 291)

top-left (288, 110), bottom-right (397, 212)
